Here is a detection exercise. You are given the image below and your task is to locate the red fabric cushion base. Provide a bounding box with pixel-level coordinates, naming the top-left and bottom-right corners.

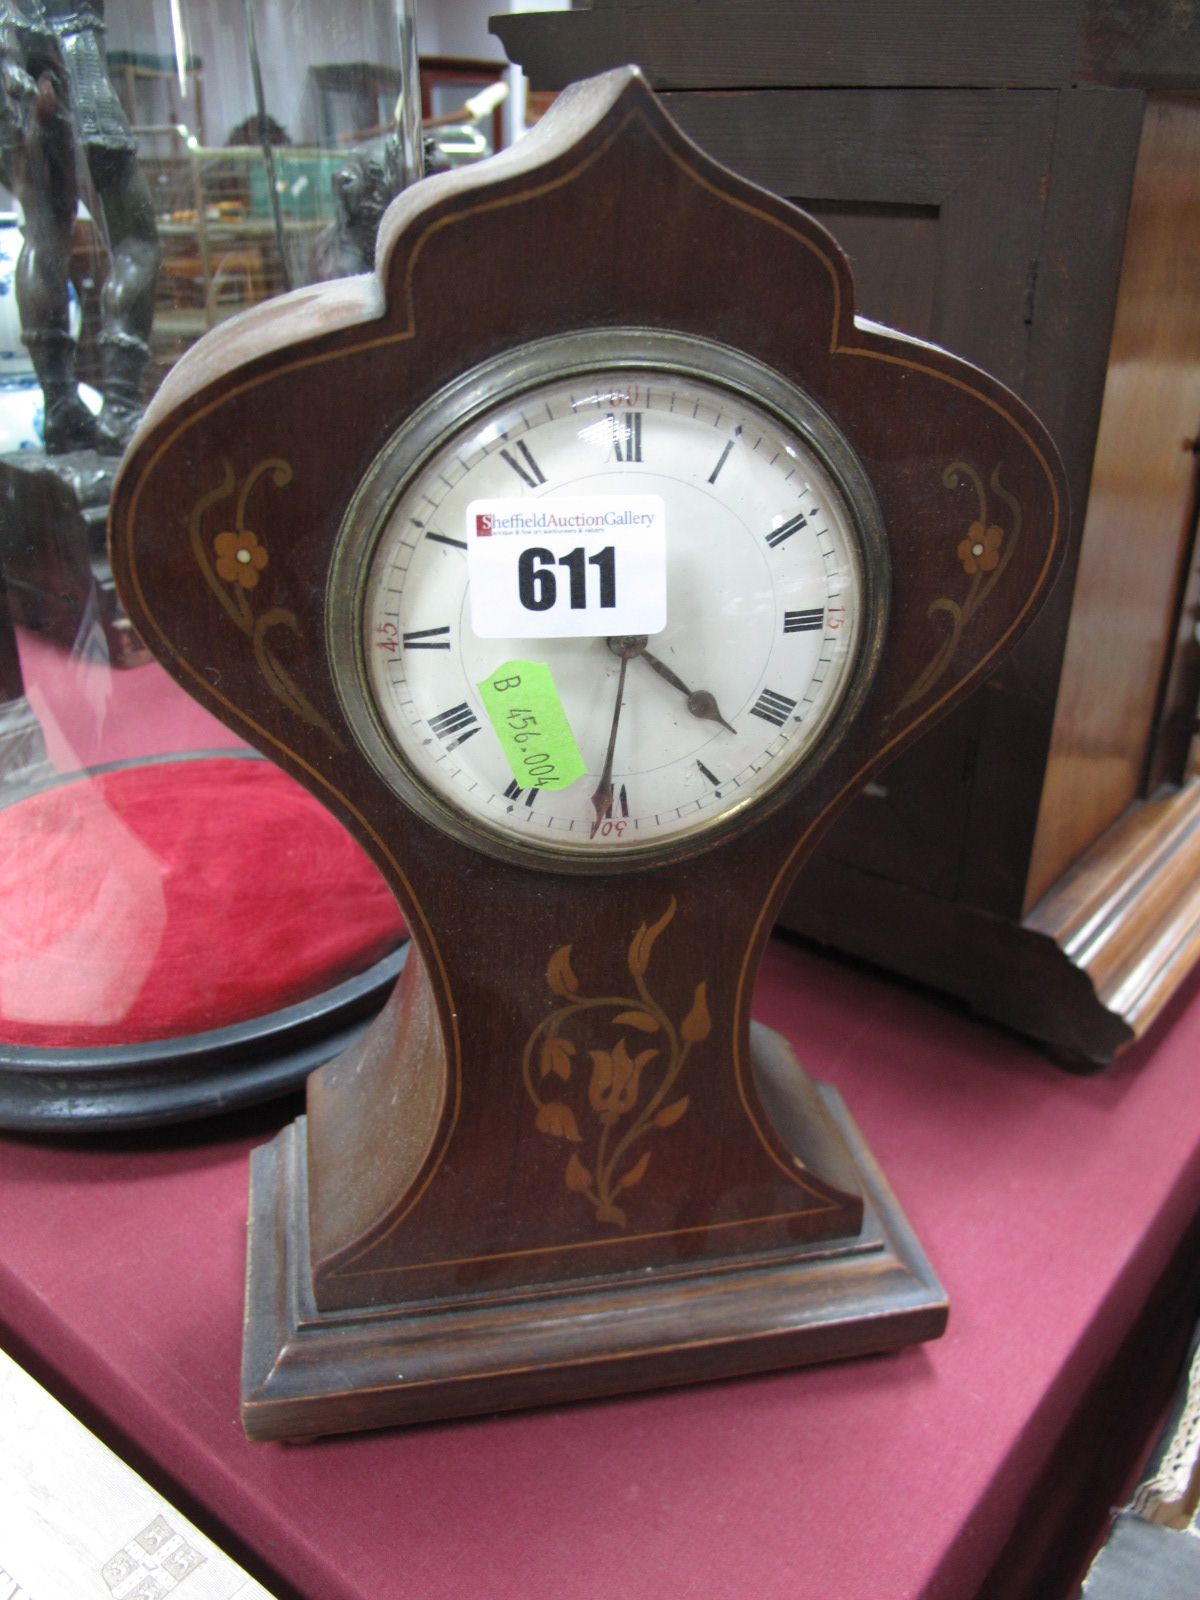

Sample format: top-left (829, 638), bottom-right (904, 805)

top-left (0, 758), bottom-right (405, 1048)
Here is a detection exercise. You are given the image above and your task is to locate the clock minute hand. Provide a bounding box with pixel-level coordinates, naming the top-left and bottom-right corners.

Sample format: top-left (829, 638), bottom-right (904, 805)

top-left (590, 650), bottom-right (631, 837)
top-left (638, 646), bottom-right (738, 735)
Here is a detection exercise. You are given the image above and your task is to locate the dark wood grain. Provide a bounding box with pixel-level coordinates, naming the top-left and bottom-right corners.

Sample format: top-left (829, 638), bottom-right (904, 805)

top-left (1077, 0), bottom-right (1200, 89)
top-left (1026, 780), bottom-right (1200, 1050)
top-left (787, 776), bottom-right (1200, 1067)
top-left (111, 68), bottom-right (1063, 1435)
top-left (1026, 95), bottom-right (1200, 909)
top-left (494, 4), bottom-right (1080, 92)
top-left (953, 86), bottom-right (1145, 920)
top-left (664, 88), bottom-right (1058, 392)
top-left (663, 87), bottom-right (1063, 913)
top-left (1145, 488), bottom-right (1200, 796)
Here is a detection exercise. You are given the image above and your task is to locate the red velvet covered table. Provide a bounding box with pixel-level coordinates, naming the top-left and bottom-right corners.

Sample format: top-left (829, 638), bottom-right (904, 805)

top-left (3, 938), bottom-right (1199, 1600)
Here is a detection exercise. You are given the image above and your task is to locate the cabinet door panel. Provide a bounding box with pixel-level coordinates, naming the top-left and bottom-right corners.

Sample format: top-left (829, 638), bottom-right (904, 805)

top-left (667, 89), bottom-right (1055, 896)
top-left (802, 201), bottom-right (940, 344)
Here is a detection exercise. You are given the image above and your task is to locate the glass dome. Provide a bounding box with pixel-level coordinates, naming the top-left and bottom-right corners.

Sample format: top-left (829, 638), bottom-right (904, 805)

top-left (0, 0), bottom-right (511, 1127)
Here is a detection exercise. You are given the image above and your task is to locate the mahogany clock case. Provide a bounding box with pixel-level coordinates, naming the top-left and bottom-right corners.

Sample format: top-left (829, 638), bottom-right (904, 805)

top-left (110, 69), bottom-right (1066, 1437)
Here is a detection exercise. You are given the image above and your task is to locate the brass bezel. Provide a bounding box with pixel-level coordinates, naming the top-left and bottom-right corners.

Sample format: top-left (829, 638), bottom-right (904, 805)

top-left (327, 328), bottom-right (889, 874)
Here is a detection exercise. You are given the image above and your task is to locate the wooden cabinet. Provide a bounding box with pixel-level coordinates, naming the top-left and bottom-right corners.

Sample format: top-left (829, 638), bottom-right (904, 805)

top-left (496, 1), bottom-right (1200, 1063)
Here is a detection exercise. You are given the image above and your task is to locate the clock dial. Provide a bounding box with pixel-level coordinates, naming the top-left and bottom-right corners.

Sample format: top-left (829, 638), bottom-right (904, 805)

top-left (337, 334), bottom-right (884, 865)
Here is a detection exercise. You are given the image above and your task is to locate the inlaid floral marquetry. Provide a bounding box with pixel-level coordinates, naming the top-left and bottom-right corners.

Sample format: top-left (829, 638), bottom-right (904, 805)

top-left (900, 461), bottom-right (1026, 713)
top-left (523, 899), bottom-right (710, 1227)
top-left (188, 457), bottom-right (340, 745)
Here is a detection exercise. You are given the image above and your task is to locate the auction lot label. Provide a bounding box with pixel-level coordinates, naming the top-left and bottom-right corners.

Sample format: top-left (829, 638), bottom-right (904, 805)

top-left (467, 496), bottom-right (666, 639)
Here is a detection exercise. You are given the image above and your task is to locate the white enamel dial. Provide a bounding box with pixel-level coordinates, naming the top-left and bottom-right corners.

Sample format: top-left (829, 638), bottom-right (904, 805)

top-left (337, 336), bottom-right (883, 866)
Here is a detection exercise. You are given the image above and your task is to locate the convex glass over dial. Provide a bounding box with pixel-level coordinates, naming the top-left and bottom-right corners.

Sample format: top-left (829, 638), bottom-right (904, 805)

top-left (334, 333), bottom-right (886, 866)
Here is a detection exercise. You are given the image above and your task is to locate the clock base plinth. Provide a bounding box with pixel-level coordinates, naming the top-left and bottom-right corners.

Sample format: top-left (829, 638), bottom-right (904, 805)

top-left (241, 1029), bottom-right (947, 1441)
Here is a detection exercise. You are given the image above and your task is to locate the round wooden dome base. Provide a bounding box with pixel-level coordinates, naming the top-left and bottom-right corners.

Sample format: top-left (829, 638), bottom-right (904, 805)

top-left (241, 1025), bottom-right (947, 1440)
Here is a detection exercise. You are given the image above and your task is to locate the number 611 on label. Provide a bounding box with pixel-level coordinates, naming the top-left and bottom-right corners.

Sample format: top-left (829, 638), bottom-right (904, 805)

top-left (467, 495), bottom-right (667, 639)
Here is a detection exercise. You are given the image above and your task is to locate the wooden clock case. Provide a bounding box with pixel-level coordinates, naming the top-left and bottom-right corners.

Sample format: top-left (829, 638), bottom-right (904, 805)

top-left (496, 0), bottom-right (1200, 1068)
top-left (110, 69), bottom-right (1065, 1438)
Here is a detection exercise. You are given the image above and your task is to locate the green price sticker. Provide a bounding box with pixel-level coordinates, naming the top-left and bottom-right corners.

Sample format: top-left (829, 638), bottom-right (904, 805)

top-left (477, 659), bottom-right (586, 793)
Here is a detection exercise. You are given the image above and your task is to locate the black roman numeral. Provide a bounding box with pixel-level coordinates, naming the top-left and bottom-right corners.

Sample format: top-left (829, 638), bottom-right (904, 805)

top-left (609, 412), bottom-right (643, 463)
top-left (750, 688), bottom-right (797, 727)
top-left (696, 760), bottom-right (721, 788)
top-left (598, 782), bottom-right (630, 821)
top-left (783, 608), bottom-right (824, 634)
top-left (766, 512), bottom-right (808, 549)
top-left (403, 625), bottom-right (451, 650)
top-left (428, 702), bottom-right (479, 748)
top-left (500, 440), bottom-right (547, 489)
top-left (504, 780), bottom-right (539, 807)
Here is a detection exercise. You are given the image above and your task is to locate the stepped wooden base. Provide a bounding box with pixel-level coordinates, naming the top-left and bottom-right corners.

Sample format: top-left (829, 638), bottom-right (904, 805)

top-left (784, 780), bottom-right (1200, 1068)
top-left (241, 1027), bottom-right (947, 1441)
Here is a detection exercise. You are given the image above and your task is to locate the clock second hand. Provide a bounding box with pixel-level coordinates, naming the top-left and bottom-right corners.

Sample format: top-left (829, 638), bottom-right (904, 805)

top-left (635, 644), bottom-right (738, 735)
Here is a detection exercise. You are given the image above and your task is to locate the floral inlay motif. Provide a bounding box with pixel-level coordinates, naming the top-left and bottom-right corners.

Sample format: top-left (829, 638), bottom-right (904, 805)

top-left (956, 519), bottom-right (1003, 575)
top-left (214, 527), bottom-right (269, 588)
top-left (522, 898), bottom-right (711, 1228)
top-left (189, 459), bottom-right (340, 743)
top-left (899, 462), bottom-right (1022, 713)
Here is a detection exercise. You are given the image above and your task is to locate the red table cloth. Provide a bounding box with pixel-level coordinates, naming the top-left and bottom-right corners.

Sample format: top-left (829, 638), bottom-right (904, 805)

top-left (2, 939), bottom-right (1199, 1599)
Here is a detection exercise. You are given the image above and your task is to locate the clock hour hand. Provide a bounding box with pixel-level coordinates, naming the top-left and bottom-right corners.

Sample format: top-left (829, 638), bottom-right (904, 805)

top-left (637, 645), bottom-right (738, 735)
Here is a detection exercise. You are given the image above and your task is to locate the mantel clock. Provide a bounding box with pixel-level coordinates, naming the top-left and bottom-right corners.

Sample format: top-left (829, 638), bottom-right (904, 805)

top-left (110, 68), bottom-right (1067, 1439)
